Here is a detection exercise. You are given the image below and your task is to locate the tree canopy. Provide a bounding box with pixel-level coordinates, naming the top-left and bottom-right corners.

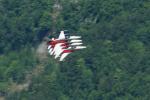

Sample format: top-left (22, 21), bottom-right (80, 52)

top-left (0, 0), bottom-right (149, 100)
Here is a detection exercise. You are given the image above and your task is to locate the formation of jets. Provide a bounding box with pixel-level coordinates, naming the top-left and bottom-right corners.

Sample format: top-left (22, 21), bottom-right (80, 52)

top-left (47, 30), bottom-right (86, 61)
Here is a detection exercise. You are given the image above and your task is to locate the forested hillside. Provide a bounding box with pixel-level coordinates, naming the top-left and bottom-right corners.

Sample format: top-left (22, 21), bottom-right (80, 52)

top-left (0, 0), bottom-right (150, 100)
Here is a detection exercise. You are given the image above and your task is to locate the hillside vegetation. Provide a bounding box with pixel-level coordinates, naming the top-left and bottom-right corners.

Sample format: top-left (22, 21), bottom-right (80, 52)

top-left (0, 0), bottom-right (150, 100)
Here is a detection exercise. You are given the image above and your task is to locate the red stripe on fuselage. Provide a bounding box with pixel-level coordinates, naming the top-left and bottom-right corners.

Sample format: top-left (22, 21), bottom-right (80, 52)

top-left (63, 50), bottom-right (74, 53)
top-left (47, 40), bottom-right (68, 46)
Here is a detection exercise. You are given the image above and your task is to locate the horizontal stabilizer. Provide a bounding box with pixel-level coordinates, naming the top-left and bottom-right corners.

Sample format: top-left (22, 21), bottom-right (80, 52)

top-left (69, 36), bottom-right (81, 39)
top-left (71, 43), bottom-right (83, 46)
top-left (70, 40), bottom-right (82, 43)
top-left (74, 46), bottom-right (86, 49)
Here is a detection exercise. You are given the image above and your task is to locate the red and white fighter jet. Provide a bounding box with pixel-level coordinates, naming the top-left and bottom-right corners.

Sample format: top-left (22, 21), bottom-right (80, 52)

top-left (47, 30), bottom-right (86, 61)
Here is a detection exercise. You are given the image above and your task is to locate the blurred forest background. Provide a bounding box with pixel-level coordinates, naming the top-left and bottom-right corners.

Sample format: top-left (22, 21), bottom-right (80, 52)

top-left (0, 0), bottom-right (150, 100)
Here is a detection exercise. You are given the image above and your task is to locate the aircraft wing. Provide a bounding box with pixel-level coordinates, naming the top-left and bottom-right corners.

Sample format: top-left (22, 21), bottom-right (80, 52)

top-left (59, 49), bottom-right (74, 61)
top-left (48, 48), bottom-right (53, 53)
top-left (59, 52), bottom-right (71, 61)
top-left (50, 43), bottom-right (62, 55)
top-left (48, 46), bottom-right (55, 55)
top-left (47, 45), bottom-right (51, 50)
top-left (54, 45), bottom-right (64, 59)
top-left (50, 43), bottom-right (67, 59)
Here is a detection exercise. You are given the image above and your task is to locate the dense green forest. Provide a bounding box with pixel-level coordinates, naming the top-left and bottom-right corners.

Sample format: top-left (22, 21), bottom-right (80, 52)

top-left (0, 0), bottom-right (150, 100)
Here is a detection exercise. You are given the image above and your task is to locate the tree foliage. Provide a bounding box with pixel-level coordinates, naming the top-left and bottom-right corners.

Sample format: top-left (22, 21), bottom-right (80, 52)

top-left (0, 0), bottom-right (149, 100)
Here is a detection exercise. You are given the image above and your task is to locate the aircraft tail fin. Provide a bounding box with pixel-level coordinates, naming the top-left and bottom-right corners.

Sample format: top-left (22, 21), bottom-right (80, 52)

top-left (58, 31), bottom-right (65, 39)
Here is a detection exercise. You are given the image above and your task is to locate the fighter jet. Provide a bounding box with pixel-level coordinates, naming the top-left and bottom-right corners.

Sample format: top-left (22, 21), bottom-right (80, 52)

top-left (47, 30), bottom-right (86, 61)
